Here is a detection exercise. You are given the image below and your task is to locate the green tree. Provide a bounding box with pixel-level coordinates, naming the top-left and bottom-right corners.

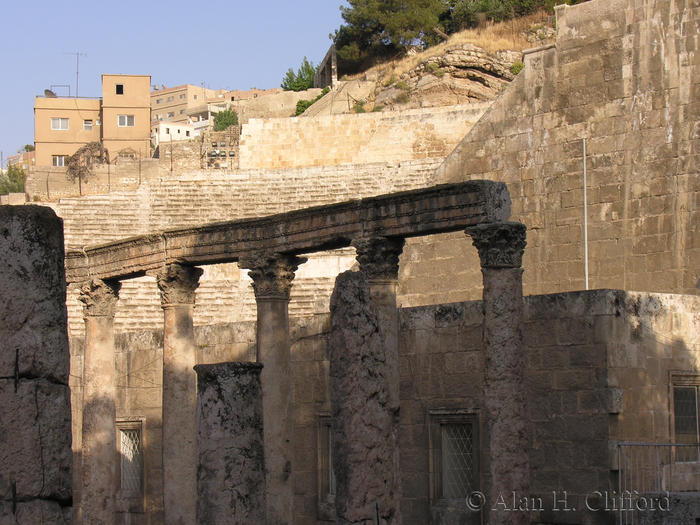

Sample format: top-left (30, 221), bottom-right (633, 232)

top-left (281, 57), bottom-right (318, 91)
top-left (213, 108), bottom-right (239, 131)
top-left (23, 144), bottom-right (35, 152)
top-left (0, 164), bottom-right (26, 195)
top-left (334, 0), bottom-right (448, 72)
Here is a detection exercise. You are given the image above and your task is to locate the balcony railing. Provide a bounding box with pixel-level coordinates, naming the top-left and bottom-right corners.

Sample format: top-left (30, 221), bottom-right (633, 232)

top-left (618, 442), bottom-right (700, 524)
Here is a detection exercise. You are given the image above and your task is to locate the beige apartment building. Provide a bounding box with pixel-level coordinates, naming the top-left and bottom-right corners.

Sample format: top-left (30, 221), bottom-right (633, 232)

top-left (150, 84), bottom-right (222, 124)
top-left (34, 74), bottom-right (151, 167)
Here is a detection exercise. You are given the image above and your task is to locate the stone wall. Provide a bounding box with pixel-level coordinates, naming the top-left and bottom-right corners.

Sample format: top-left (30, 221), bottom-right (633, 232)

top-left (71, 287), bottom-right (700, 525)
top-left (0, 207), bottom-right (72, 525)
top-left (410, 0), bottom-right (700, 305)
top-left (27, 160), bottom-right (160, 201)
top-left (238, 104), bottom-right (490, 170)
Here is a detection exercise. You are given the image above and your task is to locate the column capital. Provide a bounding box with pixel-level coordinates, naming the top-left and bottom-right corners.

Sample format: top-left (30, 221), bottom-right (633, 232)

top-left (239, 252), bottom-right (307, 301)
top-left (79, 279), bottom-right (121, 318)
top-left (465, 222), bottom-right (527, 269)
top-left (150, 263), bottom-right (203, 307)
top-left (351, 236), bottom-right (405, 280)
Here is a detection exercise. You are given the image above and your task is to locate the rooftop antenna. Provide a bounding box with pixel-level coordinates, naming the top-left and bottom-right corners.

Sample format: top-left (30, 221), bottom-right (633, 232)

top-left (64, 52), bottom-right (86, 97)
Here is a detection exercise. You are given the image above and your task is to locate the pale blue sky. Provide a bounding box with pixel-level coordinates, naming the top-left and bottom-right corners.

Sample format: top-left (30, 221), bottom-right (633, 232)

top-left (0, 0), bottom-right (346, 167)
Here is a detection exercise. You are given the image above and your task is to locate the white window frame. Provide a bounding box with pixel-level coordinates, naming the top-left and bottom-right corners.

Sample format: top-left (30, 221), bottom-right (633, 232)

top-left (118, 114), bottom-right (135, 127)
top-left (429, 409), bottom-right (480, 504)
top-left (116, 418), bottom-right (145, 513)
top-left (51, 118), bottom-right (69, 130)
top-left (52, 155), bottom-right (68, 167)
top-left (83, 119), bottom-right (93, 131)
top-left (317, 413), bottom-right (336, 521)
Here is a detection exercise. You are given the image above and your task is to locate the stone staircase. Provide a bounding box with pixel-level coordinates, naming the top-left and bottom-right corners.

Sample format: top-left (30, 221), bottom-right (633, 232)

top-left (302, 80), bottom-right (377, 117)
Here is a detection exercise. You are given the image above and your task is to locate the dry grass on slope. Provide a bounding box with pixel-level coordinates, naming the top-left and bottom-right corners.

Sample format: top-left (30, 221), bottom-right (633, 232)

top-left (351, 10), bottom-right (553, 85)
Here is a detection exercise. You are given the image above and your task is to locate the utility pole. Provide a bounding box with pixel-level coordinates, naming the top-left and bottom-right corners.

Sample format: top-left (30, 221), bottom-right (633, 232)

top-left (64, 52), bottom-right (86, 97)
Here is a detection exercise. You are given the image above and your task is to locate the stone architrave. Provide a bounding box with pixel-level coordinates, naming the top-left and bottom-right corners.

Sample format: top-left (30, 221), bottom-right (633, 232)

top-left (465, 222), bottom-right (529, 525)
top-left (79, 278), bottom-right (121, 525)
top-left (151, 263), bottom-right (203, 525)
top-left (194, 362), bottom-right (265, 525)
top-left (329, 270), bottom-right (401, 525)
top-left (238, 251), bottom-right (306, 525)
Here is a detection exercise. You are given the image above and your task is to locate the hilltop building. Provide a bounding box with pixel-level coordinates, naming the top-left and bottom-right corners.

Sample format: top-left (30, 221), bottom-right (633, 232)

top-left (34, 74), bottom-right (151, 166)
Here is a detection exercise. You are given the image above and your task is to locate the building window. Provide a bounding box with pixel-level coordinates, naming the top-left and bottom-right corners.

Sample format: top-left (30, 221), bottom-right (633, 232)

top-left (116, 418), bottom-right (145, 513)
top-left (429, 410), bottom-right (479, 503)
top-left (317, 414), bottom-right (336, 521)
top-left (672, 376), bottom-right (700, 462)
top-left (185, 131), bottom-right (190, 137)
top-left (83, 119), bottom-right (93, 130)
top-left (116, 84), bottom-right (124, 95)
top-left (220, 141), bottom-right (226, 147)
top-left (51, 118), bottom-right (69, 130)
top-left (180, 93), bottom-right (186, 99)
top-left (166, 96), bottom-right (174, 102)
top-left (194, 95), bottom-right (198, 100)
top-left (118, 115), bottom-right (135, 127)
top-left (229, 151), bottom-right (235, 157)
top-left (52, 155), bottom-right (68, 167)
top-left (180, 109), bottom-right (186, 115)
top-left (167, 112), bottom-right (174, 118)
top-left (165, 128), bottom-right (170, 135)
top-left (156, 98), bottom-right (163, 104)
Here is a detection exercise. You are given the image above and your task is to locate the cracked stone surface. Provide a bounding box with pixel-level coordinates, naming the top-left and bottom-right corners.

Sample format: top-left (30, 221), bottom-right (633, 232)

top-left (329, 271), bottom-right (400, 525)
top-left (0, 207), bottom-right (72, 522)
top-left (0, 206), bottom-right (69, 383)
top-left (195, 362), bottom-right (265, 525)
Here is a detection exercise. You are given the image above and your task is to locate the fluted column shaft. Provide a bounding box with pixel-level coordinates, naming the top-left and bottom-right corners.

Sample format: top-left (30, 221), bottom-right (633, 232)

top-left (466, 222), bottom-right (529, 525)
top-left (151, 263), bottom-right (203, 525)
top-left (80, 279), bottom-right (121, 525)
top-left (239, 252), bottom-right (306, 525)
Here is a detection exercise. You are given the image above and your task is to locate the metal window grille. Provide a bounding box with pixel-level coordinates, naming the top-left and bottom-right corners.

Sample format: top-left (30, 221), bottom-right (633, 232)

top-left (441, 423), bottom-right (475, 499)
top-left (120, 428), bottom-right (142, 492)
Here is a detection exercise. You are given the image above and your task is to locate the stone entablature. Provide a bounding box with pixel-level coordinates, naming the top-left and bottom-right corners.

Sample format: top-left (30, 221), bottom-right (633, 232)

top-left (65, 180), bottom-right (511, 283)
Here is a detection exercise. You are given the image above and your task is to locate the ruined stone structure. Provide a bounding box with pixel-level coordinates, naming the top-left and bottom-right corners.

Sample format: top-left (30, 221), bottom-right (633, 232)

top-left (13, 0), bottom-right (700, 523)
top-left (0, 207), bottom-right (72, 524)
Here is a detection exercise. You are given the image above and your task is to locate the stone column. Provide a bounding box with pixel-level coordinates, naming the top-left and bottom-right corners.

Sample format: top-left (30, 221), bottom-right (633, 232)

top-left (465, 222), bottom-right (529, 525)
top-left (195, 362), bottom-right (265, 525)
top-left (328, 270), bottom-right (401, 524)
top-left (152, 263), bottom-right (203, 525)
top-left (351, 236), bottom-right (404, 411)
top-left (80, 278), bottom-right (121, 525)
top-left (239, 252), bottom-right (306, 525)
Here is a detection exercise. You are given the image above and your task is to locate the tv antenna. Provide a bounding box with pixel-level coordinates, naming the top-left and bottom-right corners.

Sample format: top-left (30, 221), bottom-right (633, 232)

top-left (64, 52), bottom-right (86, 97)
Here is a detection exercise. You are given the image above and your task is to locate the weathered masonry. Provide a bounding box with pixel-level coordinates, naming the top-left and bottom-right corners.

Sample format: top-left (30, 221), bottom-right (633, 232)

top-left (65, 180), bottom-right (531, 524)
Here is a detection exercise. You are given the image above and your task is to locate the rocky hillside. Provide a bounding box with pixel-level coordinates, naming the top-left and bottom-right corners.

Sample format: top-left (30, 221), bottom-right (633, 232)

top-left (305, 15), bottom-right (556, 115)
top-left (373, 44), bottom-right (523, 109)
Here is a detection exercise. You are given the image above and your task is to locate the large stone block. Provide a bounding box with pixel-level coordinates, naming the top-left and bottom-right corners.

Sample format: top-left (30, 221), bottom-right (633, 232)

top-left (195, 362), bottom-right (265, 525)
top-left (0, 206), bottom-right (69, 383)
top-left (0, 379), bottom-right (72, 501)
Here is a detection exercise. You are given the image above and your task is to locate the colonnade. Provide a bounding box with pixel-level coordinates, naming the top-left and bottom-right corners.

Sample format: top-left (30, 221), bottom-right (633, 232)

top-left (77, 222), bottom-right (528, 525)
